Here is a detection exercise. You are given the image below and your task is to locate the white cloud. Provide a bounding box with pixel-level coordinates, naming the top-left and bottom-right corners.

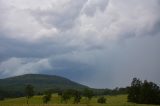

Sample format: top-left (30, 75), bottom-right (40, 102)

top-left (82, 0), bottom-right (109, 16)
top-left (31, 0), bottom-right (87, 31)
top-left (0, 0), bottom-right (160, 88)
top-left (0, 0), bottom-right (159, 43)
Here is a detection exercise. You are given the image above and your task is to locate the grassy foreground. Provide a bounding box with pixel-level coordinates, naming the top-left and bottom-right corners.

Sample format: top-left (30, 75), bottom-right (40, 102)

top-left (0, 95), bottom-right (159, 106)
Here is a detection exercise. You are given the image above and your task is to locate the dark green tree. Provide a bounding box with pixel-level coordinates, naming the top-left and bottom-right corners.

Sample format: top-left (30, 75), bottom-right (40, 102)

top-left (25, 84), bottom-right (34, 104)
top-left (128, 78), bottom-right (142, 103)
top-left (83, 88), bottom-right (93, 103)
top-left (0, 89), bottom-right (5, 101)
top-left (73, 90), bottom-right (81, 104)
top-left (128, 78), bottom-right (160, 105)
top-left (57, 90), bottom-right (63, 96)
top-left (140, 80), bottom-right (160, 104)
top-left (42, 90), bottom-right (52, 104)
top-left (97, 96), bottom-right (106, 104)
top-left (61, 90), bottom-right (72, 103)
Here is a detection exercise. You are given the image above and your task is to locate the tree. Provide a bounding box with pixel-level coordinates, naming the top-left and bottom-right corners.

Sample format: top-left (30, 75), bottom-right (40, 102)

top-left (60, 89), bottom-right (82, 104)
top-left (25, 84), bottom-right (34, 104)
top-left (73, 90), bottom-right (81, 104)
top-left (83, 88), bottom-right (93, 103)
top-left (61, 90), bottom-right (72, 103)
top-left (128, 78), bottom-right (142, 103)
top-left (128, 78), bottom-right (160, 105)
top-left (0, 89), bottom-right (5, 101)
top-left (42, 90), bottom-right (52, 104)
top-left (57, 90), bottom-right (63, 96)
top-left (97, 96), bottom-right (106, 104)
top-left (140, 81), bottom-right (160, 104)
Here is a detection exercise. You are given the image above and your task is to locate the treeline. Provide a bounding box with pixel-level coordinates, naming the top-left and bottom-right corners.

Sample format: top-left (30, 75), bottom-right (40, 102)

top-left (0, 87), bottom-right (128, 101)
top-left (103, 87), bottom-right (128, 95)
top-left (128, 78), bottom-right (160, 105)
top-left (0, 89), bottom-right (24, 100)
top-left (54, 87), bottom-right (128, 96)
top-left (23, 85), bottom-right (106, 104)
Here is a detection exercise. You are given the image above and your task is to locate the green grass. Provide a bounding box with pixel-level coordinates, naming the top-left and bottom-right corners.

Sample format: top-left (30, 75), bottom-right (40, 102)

top-left (0, 95), bottom-right (159, 106)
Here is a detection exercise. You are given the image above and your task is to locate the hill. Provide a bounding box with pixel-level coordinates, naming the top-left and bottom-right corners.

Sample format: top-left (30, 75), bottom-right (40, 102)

top-left (0, 74), bottom-right (88, 93)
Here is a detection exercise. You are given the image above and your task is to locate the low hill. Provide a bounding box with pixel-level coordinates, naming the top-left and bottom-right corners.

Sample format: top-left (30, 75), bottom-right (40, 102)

top-left (0, 74), bottom-right (88, 92)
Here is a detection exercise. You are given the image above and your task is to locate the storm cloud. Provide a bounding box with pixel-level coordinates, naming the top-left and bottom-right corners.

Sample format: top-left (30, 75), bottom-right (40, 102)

top-left (0, 0), bottom-right (160, 88)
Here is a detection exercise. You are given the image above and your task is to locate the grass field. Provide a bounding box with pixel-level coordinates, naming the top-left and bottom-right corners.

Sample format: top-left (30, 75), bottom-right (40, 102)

top-left (0, 95), bottom-right (159, 106)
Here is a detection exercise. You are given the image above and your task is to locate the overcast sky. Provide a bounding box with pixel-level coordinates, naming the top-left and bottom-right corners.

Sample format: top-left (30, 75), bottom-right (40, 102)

top-left (0, 0), bottom-right (160, 88)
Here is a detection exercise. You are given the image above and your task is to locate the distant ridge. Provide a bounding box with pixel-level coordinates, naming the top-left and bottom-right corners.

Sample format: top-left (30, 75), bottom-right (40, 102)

top-left (0, 74), bottom-right (88, 92)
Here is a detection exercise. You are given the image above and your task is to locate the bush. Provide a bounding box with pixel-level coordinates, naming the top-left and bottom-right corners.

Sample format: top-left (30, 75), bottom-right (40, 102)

top-left (97, 96), bottom-right (106, 103)
top-left (0, 96), bottom-right (4, 101)
top-left (42, 90), bottom-right (52, 104)
top-left (72, 90), bottom-right (81, 104)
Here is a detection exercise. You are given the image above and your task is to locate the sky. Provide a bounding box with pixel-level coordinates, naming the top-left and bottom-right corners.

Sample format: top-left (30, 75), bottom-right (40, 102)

top-left (0, 0), bottom-right (160, 88)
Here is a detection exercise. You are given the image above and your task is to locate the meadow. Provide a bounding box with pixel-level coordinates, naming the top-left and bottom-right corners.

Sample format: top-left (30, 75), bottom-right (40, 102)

top-left (0, 95), bottom-right (159, 106)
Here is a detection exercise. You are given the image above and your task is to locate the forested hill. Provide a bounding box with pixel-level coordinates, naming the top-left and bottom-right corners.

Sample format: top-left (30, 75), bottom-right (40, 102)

top-left (0, 74), bottom-right (88, 92)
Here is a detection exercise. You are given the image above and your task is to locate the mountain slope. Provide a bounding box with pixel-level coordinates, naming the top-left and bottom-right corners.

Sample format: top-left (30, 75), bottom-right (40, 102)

top-left (0, 74), bottom-right (88, 92)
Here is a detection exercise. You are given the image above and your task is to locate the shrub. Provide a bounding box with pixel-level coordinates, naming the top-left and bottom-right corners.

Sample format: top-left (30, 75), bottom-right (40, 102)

top-left (42, 90), bottom-right (52, 104)
top-left (0, 96), bottom-right (4, 101)
top-left (97, 96), bottom-right (106, 103)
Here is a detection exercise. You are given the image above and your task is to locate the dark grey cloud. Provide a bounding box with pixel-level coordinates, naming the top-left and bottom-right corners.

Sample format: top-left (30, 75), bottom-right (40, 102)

top-left (48, 58), bottom-right (94, 81)
top-left (112, 35), bottom-right (160, 87)
top-left (0, 35), bottom-right (74, 61)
